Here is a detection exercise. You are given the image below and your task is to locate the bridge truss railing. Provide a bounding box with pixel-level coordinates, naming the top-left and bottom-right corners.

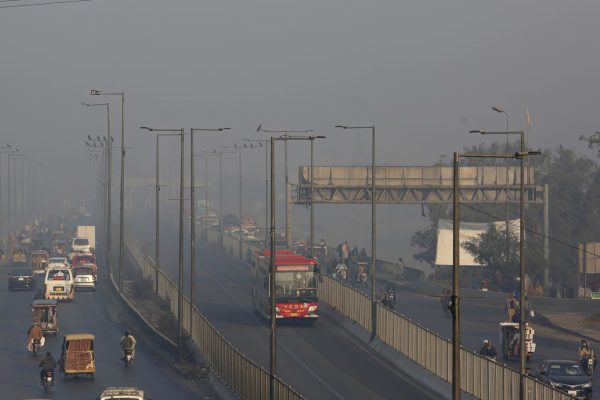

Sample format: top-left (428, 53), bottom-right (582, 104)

top-left (124, 231), bottom-right (304, 400)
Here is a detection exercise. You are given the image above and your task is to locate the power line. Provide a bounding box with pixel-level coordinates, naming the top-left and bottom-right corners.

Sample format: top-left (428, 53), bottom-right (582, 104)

top-left (461, 203), bottom-right (600, 259)
top-left (0, 0), bottom-right (90, 8)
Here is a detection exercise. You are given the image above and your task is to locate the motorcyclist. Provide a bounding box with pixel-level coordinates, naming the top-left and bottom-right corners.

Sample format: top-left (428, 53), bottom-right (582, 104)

top-left (479, 339), bottom-right (498, 359)
top-left (27, 322), bottom-right (44, 352)
top-left (384, 284), bottom-right (396, 309)
top-left (579, 340), bottom-right (597, 372)
top-left (38, 352), bottom-right (56, 382)
top-left (120, 330), bottom-right (137, 360)
top-left (440, 287), bottom-right (451, 316)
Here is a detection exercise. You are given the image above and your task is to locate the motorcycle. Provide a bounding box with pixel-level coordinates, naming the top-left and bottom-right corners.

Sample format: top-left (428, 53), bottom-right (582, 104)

top-left (123, 348), bottom-right (134, 367)
top-left (31, 339), bottom-right (41, 355)
top-left (581, 356), bottom-right (595, 377)
top-left (40, 370), bottom-right (54, 392)
top-left (384, 289), bottom-right (396, 309)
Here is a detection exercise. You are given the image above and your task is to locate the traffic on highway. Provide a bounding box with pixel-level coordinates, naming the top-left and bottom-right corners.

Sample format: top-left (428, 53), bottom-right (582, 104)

top-left (3, 1), bottom-right (600, 400)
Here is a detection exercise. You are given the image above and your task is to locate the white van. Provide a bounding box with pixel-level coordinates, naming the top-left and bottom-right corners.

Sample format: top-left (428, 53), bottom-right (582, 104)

top-left (44, 267), bottom-right (75, 301)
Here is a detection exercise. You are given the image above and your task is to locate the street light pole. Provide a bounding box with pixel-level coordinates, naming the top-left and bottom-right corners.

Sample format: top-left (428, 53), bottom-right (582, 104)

top-left (244, 138), bottom-right (271, 249)
top-left (269, 136), bottom-right (276, 400)
top-left (470, 129), bottom-right (540, 400)
top-left (258, 127), bottom-right (314, 248)
top-left (0, 145), bottom-right (11, 239)
top-left (90, 90), bottom-right (125, 291)
top-left (140, 126), bottom-right (185, 360)
top-left (209, 150), bottom-right (234, 247)
top-left (265, 134), bottom-right (323, 398)
top-left (82, 102), bottom-right (112, 274)
top-left (189, 127), bottom-right (228, 329)
top-left (336, 125), bottom-right (376, 340)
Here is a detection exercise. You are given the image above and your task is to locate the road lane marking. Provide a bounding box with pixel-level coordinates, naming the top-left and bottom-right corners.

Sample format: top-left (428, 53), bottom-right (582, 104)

top-left (199, 270), bottom-right (348, 400)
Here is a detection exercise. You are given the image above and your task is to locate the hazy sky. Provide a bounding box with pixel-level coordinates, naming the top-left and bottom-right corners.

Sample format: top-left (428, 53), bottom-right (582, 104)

top-left (2, 0), bottom-right (599, 266)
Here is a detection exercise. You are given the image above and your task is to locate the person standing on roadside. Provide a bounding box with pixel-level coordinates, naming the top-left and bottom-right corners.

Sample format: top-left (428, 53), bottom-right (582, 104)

top-left (505, 294), bottom-right (517, 322)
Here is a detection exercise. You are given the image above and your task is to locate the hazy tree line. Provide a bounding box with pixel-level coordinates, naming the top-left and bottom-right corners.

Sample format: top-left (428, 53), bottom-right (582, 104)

top-left (410, 138), bottom-right (600, 295)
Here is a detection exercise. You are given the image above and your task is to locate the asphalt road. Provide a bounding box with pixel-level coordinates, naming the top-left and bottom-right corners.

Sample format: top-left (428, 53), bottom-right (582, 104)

top-left (0, 261), bottom-right (202, 400)
top-left (368, 276), bottom-right (600, 398)
top-left (136, 222), bottom-right (436, 400)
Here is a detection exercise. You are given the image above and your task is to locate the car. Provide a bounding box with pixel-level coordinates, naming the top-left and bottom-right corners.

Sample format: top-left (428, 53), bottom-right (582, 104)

top-left (71, 237), bottom-right (91, 253)
top-left (44, 267), bottom-right (75, 301)
top-left (537, 360), bottom-right (592, 399)
top-left (98, 387), bottom-right (149, 400)
top-left (73, 264), bottom-right (96, 290)
top-left (8, 267), bottom-right (35, 290)
top-left (47, 257), bottom-right (70, 270)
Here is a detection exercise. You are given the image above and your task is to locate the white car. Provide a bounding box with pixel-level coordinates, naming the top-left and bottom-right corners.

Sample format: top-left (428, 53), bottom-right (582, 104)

top-left (44, 267), bottom-right (75, 301)
top-left (47, 257), bottom-right (70, 270)
top-left (98, 387), bottom-right (148, 400)
top-left (71, 237), bottom-right (91, 253)
top-left (73, 264), bottom-right (96, 290)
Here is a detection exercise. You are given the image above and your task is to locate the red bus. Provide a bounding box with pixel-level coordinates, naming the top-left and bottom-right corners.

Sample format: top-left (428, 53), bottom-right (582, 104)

top-left (252, 251), bottom-right (319, 321)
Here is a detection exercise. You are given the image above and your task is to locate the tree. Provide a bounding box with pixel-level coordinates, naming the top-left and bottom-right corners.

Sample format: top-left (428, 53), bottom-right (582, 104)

top-left (462, 224), bottom-right (518, 273)
top-left (411, 142), bottom-right (600, 294)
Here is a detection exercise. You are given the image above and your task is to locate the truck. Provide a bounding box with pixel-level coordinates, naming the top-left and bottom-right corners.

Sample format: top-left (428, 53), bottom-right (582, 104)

top-left (74, 226), bottom-right (95, 253)
top-left (60, 333), bottom-right (95, 379)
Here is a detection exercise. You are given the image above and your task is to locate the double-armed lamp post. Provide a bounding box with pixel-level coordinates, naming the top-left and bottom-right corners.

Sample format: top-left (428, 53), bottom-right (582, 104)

top-left (258, 126), bottom-right (314, 248)
top-left (468, 129), bottom-right (540, 400)
top-left (140, 126), bottom-right (185, 361)
top-left (189, 128), bottom-right (229, 330)
top-left (267, 133), bottom-right (323, 400)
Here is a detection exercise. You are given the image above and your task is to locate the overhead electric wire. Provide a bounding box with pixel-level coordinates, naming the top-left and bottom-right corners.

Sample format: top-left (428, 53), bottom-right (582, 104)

top-left (0, 0), bottom-right (90, 8)
top-left (460, 203), bottom-right (600, 259)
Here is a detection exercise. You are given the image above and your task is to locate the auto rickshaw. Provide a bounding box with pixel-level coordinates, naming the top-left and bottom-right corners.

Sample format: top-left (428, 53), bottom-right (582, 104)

top-left (499, 322), bottom-right (536, 361)
top-left (32, 299), bottom-right (58, 335)
top-left (60, 333), bottom-right (95, 379)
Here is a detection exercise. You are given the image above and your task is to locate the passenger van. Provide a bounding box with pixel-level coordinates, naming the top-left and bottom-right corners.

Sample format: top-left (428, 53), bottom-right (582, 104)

top-left (44, 267), bottom-right (75, 301)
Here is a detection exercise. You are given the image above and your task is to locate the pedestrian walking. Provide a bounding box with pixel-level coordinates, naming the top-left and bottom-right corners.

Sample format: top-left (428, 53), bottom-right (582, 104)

top-left (505, 294), bottom-right (517, 322)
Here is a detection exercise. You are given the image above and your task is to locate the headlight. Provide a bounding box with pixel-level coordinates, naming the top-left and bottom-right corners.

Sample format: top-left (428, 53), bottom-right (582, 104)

top-left (308, 305), bottom-right (318, 312)
top-left (582, 382), bottom-right (592, 388)
top-left (275, 307), bottom-right (280, 313)
top-left (548, 379), bottom-right (559, 387)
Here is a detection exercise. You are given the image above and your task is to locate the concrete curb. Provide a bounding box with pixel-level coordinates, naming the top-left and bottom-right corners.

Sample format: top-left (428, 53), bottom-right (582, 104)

top-left (107, 251), bottom-right (177, 354)
top-left (186, 337), bottom-right (237, 400)
top-left (118, 244), bottom-right (237, 400)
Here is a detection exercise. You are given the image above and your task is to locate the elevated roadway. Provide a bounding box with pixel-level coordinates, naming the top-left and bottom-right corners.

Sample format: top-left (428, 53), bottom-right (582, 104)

top-left (135, 223), bottom-right (436, 400)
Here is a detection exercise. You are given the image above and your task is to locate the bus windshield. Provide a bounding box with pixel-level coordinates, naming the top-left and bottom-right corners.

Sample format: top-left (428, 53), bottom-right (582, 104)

top-left (275, 271), bottom-right (317, 302)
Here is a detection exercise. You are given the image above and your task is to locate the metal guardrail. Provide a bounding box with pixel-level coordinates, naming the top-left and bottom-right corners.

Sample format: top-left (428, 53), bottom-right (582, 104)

top-left (124, 232), bottom-right (304, 400)
top-left (323, 274), bottom-right (574, 400)
top-left (202, 228), bottom-right (575, 400)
